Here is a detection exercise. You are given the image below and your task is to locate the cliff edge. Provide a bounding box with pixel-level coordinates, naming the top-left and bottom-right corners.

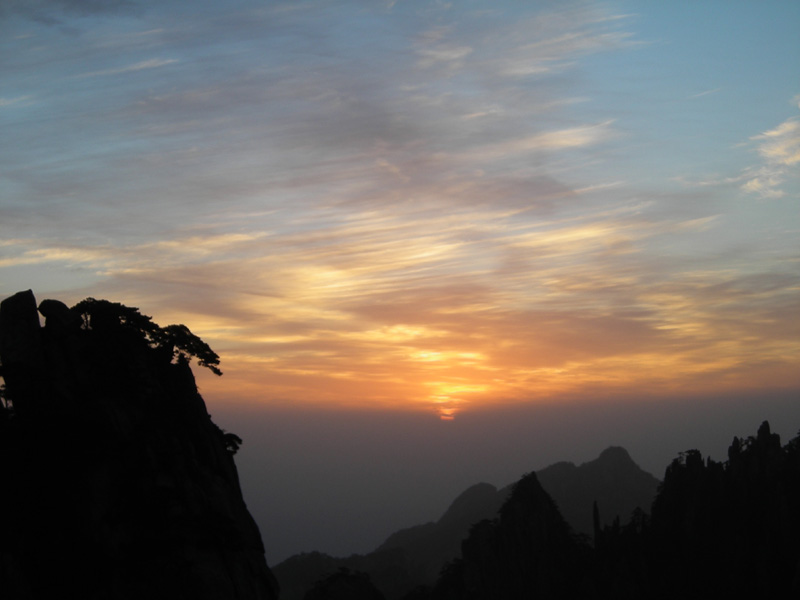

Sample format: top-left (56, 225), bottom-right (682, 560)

top-left (0, 290), bottom-right (279, 600)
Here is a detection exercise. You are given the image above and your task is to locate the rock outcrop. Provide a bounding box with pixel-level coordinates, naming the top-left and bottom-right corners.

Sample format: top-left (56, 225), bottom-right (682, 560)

top-left (0, 290), bottom-right (279, 600)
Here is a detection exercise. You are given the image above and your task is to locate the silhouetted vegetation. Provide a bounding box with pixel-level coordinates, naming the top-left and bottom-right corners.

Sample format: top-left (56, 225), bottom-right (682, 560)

top-left (416, 421), bottom-right (800, 600)
top-left (0, 290), bottom-right (275, 600)
top-left (636, 420), bottom-right (800, 598)
top-left (73, 297), bottom-right (222, 375)
top-left (303, 568), bottom-right (386, 600)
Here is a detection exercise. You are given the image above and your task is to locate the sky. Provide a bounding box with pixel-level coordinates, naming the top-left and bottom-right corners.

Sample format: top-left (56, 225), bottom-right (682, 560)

top-left (1, 0), bottom-right (799, 564)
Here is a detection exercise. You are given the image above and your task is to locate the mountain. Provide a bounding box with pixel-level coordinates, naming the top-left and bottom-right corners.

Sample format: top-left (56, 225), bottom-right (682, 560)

top-left (273, 446), bottom-right (660, 599)
top-left (537, 446), bottom-right (660, 537)
top-left (431, 471), bottom-right (591, 600)
top-left (428, 421), bottom-right (800, 599)
top-left (373, 482), bottom-right (508, 585)
top-left (0, 291), bottom-right (278, 600)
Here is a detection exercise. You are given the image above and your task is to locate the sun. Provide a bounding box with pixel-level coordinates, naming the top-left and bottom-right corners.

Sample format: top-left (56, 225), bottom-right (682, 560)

top-left (427, 381), bottom-right (490, 420)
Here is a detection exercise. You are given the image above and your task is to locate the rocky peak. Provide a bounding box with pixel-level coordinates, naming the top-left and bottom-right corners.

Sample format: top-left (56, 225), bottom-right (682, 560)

top-left (438, 482), bottom-right (499, 525)
top-left (597, 445), bottom-right (635, 465)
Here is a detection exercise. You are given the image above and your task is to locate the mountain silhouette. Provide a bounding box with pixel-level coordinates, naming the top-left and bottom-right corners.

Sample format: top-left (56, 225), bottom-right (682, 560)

top-left (537, 446), bottom-right (660, 537)
top-left (431, 471), bottom-right (590, 599)
top-left (275, 427), bottom-right (800, 599)
top-left (273, 446), bottom-right (659, 599)
top-left (426, 420), bottom-right (800, 599)
top-left (0, 290), bottom-right (278, 600)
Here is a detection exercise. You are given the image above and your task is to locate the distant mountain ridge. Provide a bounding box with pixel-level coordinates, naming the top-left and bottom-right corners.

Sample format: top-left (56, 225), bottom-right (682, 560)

top-left (537, 446), bottom-right (660, 537)
top-left (273, 446), bottom-right (660, 600)
top-left (428, 421), bottom-right (800, 599)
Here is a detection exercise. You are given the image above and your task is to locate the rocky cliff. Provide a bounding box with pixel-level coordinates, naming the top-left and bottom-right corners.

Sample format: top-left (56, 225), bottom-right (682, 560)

top-left (0, 290), bottom-right (279, 600)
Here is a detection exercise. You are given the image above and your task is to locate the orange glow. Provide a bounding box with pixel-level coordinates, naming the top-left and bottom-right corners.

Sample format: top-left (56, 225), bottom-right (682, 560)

top-left (191, 300), bottom-right (800, 418)
top-left (48, 200), bottom-right (800, 420)
top-left (3, 0), bottom-right (799, 430)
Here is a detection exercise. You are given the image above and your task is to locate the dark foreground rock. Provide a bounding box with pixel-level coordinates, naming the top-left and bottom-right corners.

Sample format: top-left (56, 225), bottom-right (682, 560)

top-left (0, 290), bottom-right (279, 600)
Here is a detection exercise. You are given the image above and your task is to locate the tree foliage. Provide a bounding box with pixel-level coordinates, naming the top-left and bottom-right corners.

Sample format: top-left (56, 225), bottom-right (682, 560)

top-left (72, 298), bottom-right (222, 376)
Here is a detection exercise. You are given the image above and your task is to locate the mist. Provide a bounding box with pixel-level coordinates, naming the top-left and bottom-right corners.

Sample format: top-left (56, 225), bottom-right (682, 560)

top-left (210, 389), bottom-right (799, 564)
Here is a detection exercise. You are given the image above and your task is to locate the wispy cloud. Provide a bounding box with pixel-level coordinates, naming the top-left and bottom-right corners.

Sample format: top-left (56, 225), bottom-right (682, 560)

top-left (2, 1), bottom-right (798, 419)
top-left (0, 96), bottom-right (33, 108)
top-left (689, 88), bottom-right (721, 99)
top-left (742, 114), bottom-right (800, 198)
top-left (77, 58), bottom-right (178, 78)
top-left (9, 189), bottom-right (796, 419)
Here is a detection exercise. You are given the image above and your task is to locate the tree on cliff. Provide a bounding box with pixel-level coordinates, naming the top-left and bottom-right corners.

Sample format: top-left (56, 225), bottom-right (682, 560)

top-left (0, 290), bottom-right (278, 600)
top-left (73, 297), bottom-right (222, 376)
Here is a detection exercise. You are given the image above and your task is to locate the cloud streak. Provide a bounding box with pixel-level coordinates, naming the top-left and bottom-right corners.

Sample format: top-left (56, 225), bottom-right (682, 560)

top-left (76, 58), bottom-right (178, 78)
top-left (742, 115), bottom-right (800, 198)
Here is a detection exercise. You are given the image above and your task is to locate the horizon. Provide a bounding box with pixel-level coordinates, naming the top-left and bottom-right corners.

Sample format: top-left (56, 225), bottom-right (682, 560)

top-left (1, 0), bottom-right (798, 565)
top-left (223, 391), bottom-right (798, 563)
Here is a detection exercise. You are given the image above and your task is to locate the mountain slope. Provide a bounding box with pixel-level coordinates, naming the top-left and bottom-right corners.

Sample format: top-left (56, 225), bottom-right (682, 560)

top-left (432, 471), bottom-right (591, 600)
top-left (537, 446), bottom-right (660, 536)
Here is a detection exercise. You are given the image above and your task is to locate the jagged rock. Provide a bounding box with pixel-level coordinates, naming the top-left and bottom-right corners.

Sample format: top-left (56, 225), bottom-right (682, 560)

top-left (38, 298), bottom-right (81, 334)
top-left (0, 291), bottom-right (279, 600)
top-left (0, 290), bottom-right (44, 414)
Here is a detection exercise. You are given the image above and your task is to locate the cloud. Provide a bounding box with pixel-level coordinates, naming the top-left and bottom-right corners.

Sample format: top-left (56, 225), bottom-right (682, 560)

top-left (0, 96), bottom-right (33, 108)
top-left (3, 1), bottom-right (798, 420)
top-left (689, 88), bottom-right (721, 99)
top-left (11, 188), bottom-right (793, 418)
top-left (462, 120), bottom-right (616, 164)
top-left (5, 194), bottom-right (799, 419)
top-left (742, 112), bottom-right (800, 198)
top-left (77, 58), bottom-right (178, 78)
top-left (681, 102), bottom-right (799, 200)
top-left (752, 118), bottom-right (800, 166)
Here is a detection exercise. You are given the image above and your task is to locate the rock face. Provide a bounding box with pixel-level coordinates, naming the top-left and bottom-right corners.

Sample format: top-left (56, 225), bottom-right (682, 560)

top-left (0, 290), bottom-right (279, 600)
